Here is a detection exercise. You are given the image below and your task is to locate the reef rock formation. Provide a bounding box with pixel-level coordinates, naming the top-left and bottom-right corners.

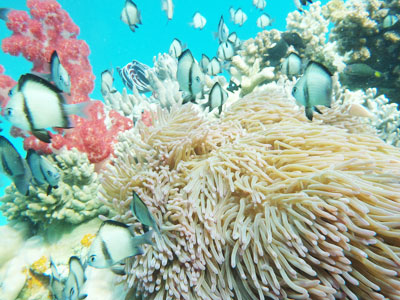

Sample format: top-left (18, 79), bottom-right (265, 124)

top-left (0, 148), bottom-right (108, 229)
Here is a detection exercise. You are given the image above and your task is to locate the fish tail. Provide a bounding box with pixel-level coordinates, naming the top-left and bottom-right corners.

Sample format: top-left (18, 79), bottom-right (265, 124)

top-left (64, 101), bottom-right (93, 119)
top-left (142, 230), bottom-right (155, 245)
top-left (0, 8), bottom-right (10, 22)
top-left (305, 107), bottom-right (314, 121)
top-left (13, 174), bottom-right (30, 196)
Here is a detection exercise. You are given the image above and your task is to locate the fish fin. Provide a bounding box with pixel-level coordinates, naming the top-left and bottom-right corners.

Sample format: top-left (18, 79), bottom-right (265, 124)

top-left (141, 230), bottom-right (155, 246)
top-left (142, 224), bottom-right (150, 232)
top-left (134, 246), bottom-right (145, 256)
top-left (110, 263), bottom-right (126, 275)
top-left (161, 0), bottom-right (167, 10)
top-left (0, 8), bottom-right (10, 21)
top-left (30, 72), bottom-right (52, 82)
top-left (46, 185), bottom-right (52, 195)
top-left (305, 107), bottom-right (313, 121)
top-left (19, 73), bottom-right (62, 94)
top-left (79, 293), bottom-right (88, 300)
top-left (63, 101), bottom-right (93, 119)
top-left (13, 174), bottom-right (30, 195)
top-left (32, 130), bottom-right (51, 143)
top-left (314, 106), bottom-right (323, 115)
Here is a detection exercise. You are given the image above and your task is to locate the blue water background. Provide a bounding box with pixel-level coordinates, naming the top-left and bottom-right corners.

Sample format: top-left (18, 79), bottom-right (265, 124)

top-left (0, 0), bottom-right (329, 225)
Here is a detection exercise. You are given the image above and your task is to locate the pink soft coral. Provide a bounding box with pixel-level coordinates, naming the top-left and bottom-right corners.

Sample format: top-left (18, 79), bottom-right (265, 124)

top-left (0, 0), bottom-right (133, 165)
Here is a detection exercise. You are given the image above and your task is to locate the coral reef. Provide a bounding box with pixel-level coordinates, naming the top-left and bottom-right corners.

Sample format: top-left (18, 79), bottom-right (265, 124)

top-left (2, 0), bottom-right (93, 103)
top-left (323, 0), bottom-right (400, 103)
top-left (286, 2), bottom-right (345, 72)
top-left (230, 30), bottom-right (280, 95)
top-left (100, 84), bottom-right (400, 300)
top-left (0, 65), bottom-right (16, 108)
top-left (0, 218), bottom-right (128, 300)
top-left (0, 148), bottom-right (108, 228)
top-left (230, 2), bottom-right (345, 96)
top-left (0, 0), bottom-right (133, 165)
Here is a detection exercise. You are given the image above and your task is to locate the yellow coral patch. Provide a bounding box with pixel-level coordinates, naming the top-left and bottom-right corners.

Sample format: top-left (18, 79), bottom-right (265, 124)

top-left (81, 233), bottom-right (95, 247)
top-left (30, 256), bottom-right (49, 274)
top-left (26, 271), bottom-right (44, 290)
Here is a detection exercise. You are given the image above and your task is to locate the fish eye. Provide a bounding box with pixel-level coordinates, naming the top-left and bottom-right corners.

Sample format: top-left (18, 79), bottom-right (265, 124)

top-left (293, 87), bottom-right (297, 93)
top-left (8, 89), bottom-right (13, 96)
top-left (89, 255), bottom-right (96, 262)
top-left (195, 76), bottom-right (201, 83)
top-left (6, 108), bottom-right (13, 116)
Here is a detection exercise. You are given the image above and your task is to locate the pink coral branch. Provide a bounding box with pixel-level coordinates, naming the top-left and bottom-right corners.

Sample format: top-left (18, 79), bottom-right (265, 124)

top-left (0, 0), bottom-right (133, 166)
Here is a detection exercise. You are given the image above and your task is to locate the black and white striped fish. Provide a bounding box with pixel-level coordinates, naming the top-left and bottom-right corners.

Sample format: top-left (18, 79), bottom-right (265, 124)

top-left (0, 136), bottom-right (32, 195)
top-left (200, 54), bottom-right (210, 73)
top-left (204, 82), bottom-right (227, 114)
top-left (176, 49), bottom-right (204, 100)
top-left (26, 149), bottom-right (60, 195)
top-left (117, 60), bottom-right (152, 93)
top-left (87, 220), bottom-right (153, 271)
top-left (63, 256), bottom-right (87, 300)
top-left (214, 15), bottom-right (229, 43)
top-left (4, 74), bottom-right (91, 143)
top-left (50, 51), bottom-right (71, 94)
top-left (292, 61), bottom-right (332, 120)
top-left (120, 0), bottom-right (142, 32)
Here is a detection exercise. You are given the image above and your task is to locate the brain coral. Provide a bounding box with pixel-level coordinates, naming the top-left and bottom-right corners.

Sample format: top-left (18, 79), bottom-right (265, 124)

top-left (99, 84), bottom-right (400, 300)
top-left (0, 148), bottom-right (108, 228)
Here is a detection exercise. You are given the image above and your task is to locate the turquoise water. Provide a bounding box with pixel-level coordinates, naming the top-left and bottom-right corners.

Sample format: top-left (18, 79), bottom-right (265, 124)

top-left (0, 0), bottom-right (329, 225)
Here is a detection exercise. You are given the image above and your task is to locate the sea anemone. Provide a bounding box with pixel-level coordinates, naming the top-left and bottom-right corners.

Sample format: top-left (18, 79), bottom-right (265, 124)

top-left (100, 84), bottom-right (400, 300)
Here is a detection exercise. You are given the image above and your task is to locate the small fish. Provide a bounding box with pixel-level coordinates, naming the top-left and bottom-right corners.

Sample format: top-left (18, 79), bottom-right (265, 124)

top-left (215, 15), bottom-right (229, 43)
top-left (0, 8), bottom-right (10, 21)
top-left (0, 136), bottom-right (32, 195)
top-left (292, 61), bottom-right (332, 121)
top-left (191, 12), bottom-right (206, 30)
top-left (383, 14), bottom-right (399, 29)
top-left (200, 54), bottom-right (210, 73)
top-left (267, 39), bottom-right (289, 66)
top-left (281, 31), bottom-right (305, 49)
top-left (4, 74), bottom-right (91, 143)
top-left (230, 7), bottom-right (247, 27)
top-left (217, 41), bottom-right (235, 61)
top-left (207, 57), bottom-right (222, 76)
top-left (253, 0), bottom-right (266, 10)
top-left (100, 69), bottom-right (117, 97)
top-left (227, 32), bottom-right (241, 49)
top-left (63, 256), bottom-right (87, 300)
top-left (117, 60), bottom-right (152, 93)
top-left (204, 82), bottom-right (227, 114)
top-left (343, 63), bottom-right (382, 78)
top-left (50, 51), bottom-right (71, 94)
top-left (26, 149), bottom-right (60, 195)
top-left (227, 79), bottom-right (241, 92)
top-left (294, 0), bottom-right (313, 11)
top-left (169, 38), bottom-right (185, 58)
top-left (50, 259), bottom-right (64, 300)
top-left (87, 220), bottom-right (153, 269)
top-left (131, 191), bottom-right (161, 235)
top-left (121, 0), bottom-right (142, 32)
top-left (257, 13), bottom-right (272, 29)
top-left (281, 52), bottom-right (302, 79)
top-left (161, 0), bottom-right (174, 20)
top-left (176, 49), bottom-right (204, 99)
